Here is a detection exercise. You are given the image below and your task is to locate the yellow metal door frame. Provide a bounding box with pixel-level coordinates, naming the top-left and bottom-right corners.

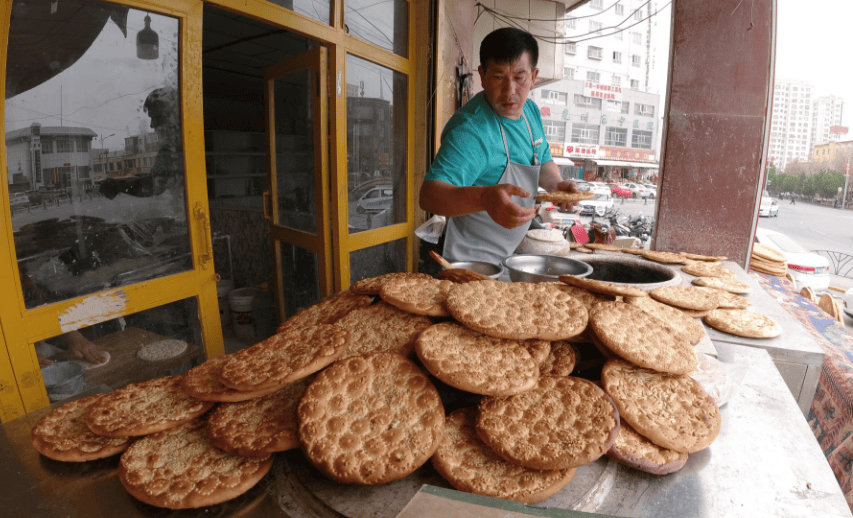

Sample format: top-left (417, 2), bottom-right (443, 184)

top-left (0, 0), bottom-right (222, 421)
top-left (264, 46), bottom-right (332, 321)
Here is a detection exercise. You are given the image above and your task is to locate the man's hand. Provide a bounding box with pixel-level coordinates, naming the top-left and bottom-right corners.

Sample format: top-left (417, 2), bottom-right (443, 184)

top-left (66, 332), bottom-right (107, 364)
top-left (480, 184), bottom-right (536, 229)
top-left (37, 353), bottom-right (53, 368)
top-left (550, 180), bottom-right (581, 212)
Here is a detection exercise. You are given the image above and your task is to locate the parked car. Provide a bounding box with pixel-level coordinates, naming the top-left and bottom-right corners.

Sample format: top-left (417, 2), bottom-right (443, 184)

top-left (759, 194), bottom-right (779, 217)
top-left (643, 184), bottom-right (658, 199)
top-left (578, 192), bottom-right (613, 217)
top-left (10, 193), bottom-right (29, 208)
top-left (754, 228), bottom-right (829, 292)
top-left (356, 186), bottom-right (393, 213)
top-left (574, 180), bottom-right (591, 192)
top-left (624, 183), bottom-right (648, 198)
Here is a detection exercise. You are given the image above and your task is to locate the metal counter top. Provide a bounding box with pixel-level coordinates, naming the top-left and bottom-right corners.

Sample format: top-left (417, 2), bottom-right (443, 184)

top-left (1, 344), bottom-right (848, 517)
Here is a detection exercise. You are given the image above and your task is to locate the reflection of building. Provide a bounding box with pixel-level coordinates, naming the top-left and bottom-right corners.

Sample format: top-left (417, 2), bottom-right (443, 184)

top-left (5, 122), bottom-right (96, 191)
top-left (91, 132), bottom-right (158, 181)
top-left (768, 79), bottom-right (814, 170)
top-left (812, 140), bottom-right (853, 164)
top-left (346, 93), bottom-right (391, 184)
top-left (810, 95), bottom-right (845, 147)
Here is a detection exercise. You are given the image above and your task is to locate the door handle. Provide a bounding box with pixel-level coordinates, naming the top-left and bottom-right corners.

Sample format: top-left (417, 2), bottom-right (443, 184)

top-left (193, 202), bottom-right (213, 269)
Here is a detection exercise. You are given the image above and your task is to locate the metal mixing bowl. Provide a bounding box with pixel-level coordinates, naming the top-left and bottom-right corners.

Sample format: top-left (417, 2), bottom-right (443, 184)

top-left (502, 254), bottom-right (593, 283)
top-left (448, 261), bottom-right (503, 279)
top-left (41, 361), bottom-right (86, 396)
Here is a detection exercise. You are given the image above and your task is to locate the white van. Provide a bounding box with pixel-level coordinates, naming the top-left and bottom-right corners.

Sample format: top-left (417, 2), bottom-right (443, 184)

top-left (356, 186), bottom-right (393, 213)
top-left (578, 189), bottom-right (613, 217)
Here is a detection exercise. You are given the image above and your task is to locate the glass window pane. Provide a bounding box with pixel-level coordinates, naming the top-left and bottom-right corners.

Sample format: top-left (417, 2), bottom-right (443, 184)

top-left (346, 54), bottom-right (407, 233)
top-left (6, 1), bottom-right (191, 309)
top-left (345, 0), bottom-right (408, 57)
top-left (274, 68), bottom-right (317, 234)
top-left (350, 238), bottom-right (406, 283)
top-left (278, 242), bottom-right (320, 318)
top-left (36, 297), bottom-right (202, 402)
top-left (265, 0), bottom-right (331, 25)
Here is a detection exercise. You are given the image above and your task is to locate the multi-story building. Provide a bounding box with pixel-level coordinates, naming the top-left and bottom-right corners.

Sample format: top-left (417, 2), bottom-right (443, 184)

top-left (812, 139), bottom-right (853, 166)
top-left (531, 0), bottom-right (660, 181)
top-left (4, 122), bottom-right (96, 192)
top-left (810, 95), bottom-right (844, 147)
top-left (768, 79), bottom-right (814, 170)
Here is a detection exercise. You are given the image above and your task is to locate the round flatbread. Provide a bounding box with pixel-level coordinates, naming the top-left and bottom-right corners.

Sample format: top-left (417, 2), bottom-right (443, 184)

top-left (800, 286), bottom-right (817, 303)
top-left (624, 295), bottom-right (706, 345)
top-left (416, 322), bottom-right (540, 396)
top-left (589, 302), bottom-right (698, 375)
top-left (435, 268), bottom-right (491, 283)
top-left (277, 289), bottom-right (371, 332)
top-left (559, 275), bottom-right (649, 298)
top-left (681, 261), bottom-right (736, 279)
top-left (86, 375), bottom-right (214, 438)
top-left (691, 276), bottom-right (752, 295)
top-left (606, 420), bottom-right (688, 475)
top-left (298, 353), bottom-right (445, 485)
top-left (703, 308), bottom-right (781, 338)
top-left (32, 393), bottom-right (132, 462)
top-left (524, 339), bottom-right (553, 365)
top-left (752, 243), bottom-right (786, 263)
top-left (641, 250), bottom-right (688, 264)
top-left (334, 301), bottom-right (433, 360)
top-left (206, 378), bottom-right (312, 457)
top-left (650, 285), bottom-right (720, 311)
top-left (476, 376), bottom-right (619, 470)
top-left (218, 324), bottom-right (350, 393)
top-left (380, 276), bottom-right (454, 317)
top-left (621, 248), bottom-right (646, 255)
top-left (713, 290), bottom-right (752, 309)
top-left (585, 243), bottom-right (622, 251)
top-left (431, 408), bottom-right (577, 504)
top-left (181, 354), bottom-right (282, 403)
top-left (602, 359), bottom-right (721, 454)
top-left (539, 341), bottom-right (578, 377)
top-left (351, 272), bottom-right (433, 296)
top-left (446, 281), bottom-right (588, 341)
top-left (118, 419), bottom-right (273, 509)
top-left (534, 191), bottom-right (595, 203)
top-left (137, 339), bottom-right (187, 362)
top-left (679, 252), bottom-right (728, 262)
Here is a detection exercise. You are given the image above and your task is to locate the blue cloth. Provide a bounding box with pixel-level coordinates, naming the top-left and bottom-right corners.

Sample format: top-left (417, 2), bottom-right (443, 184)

top-left (425, 92), bottom-right (553, 187)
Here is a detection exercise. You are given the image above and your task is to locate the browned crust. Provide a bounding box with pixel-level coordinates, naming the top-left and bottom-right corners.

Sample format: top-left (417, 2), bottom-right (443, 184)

top-left (435, 268), bottom-right (490, 283)
top-left (31, 393), bottom-right (131, 462)
top-left (277, 290), bottom-right (372, 332)
top-left (559, 275), bottom-right (649, 298)
top-left (539, 341), bottom-right (578, 377)
top-left (605, 421), bottom-right (688, 475)
top-left (534, 191), bottom-right (595, 203)
top-left (379, 276), bottom-right (454, 317)
top-left (351, 272), bottom-right (433, 296)
top-left (181, 355), bottom-right (282, 402)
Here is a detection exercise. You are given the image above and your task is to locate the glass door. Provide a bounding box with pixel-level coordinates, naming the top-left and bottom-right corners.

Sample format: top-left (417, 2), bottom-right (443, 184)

top-left (0, 0), bottom-right (219, 421)
top-left (264, 46), bottom-right (332, 322)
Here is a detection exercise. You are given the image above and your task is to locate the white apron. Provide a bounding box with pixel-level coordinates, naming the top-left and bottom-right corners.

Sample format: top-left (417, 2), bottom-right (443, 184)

top-left (443, 114), bottom-right (542, 264)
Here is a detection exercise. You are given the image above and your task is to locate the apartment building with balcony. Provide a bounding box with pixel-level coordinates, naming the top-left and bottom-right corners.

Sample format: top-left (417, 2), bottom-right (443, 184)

top-left (811, 95), bottom-right (844, 147)
top-left (768, 79), bottom-right (814, 170)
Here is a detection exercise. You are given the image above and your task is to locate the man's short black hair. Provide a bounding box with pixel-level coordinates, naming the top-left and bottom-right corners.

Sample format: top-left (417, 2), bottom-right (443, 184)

top-left (479, 27), bottom-right (539, 70)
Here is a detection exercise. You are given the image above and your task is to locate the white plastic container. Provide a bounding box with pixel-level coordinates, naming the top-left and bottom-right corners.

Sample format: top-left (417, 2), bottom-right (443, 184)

top-left (217, 279), bottom-right (234, 326)
top-left (516, 228), bottom-right (572, 255)
top-left (229, 287), bottom-right (260, 340)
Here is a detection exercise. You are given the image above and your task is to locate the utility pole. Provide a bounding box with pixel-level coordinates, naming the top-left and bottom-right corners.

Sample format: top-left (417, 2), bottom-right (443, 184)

top-left (843, 162), bottom-right (851, 210)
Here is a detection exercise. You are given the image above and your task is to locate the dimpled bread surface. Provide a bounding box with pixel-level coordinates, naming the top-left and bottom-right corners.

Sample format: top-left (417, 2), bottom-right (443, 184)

top-left (86, 375), bottom-right (214, 438)
top-left (606, 420), bottom-right (688, 475)
top-left (218, 324), bottom-right (350, 392)
top-left (379, 276), bottom-right (454, 317)
top-left (712, 290), bottom-right (752, 309)
top-left (351, 272), bottom-right (433, 296)
top-left (181, 354), bottom-right (282, 402)
top-left (589, 302), bottom-right (698, 375)
top-left (650, 285), bottom-right (720, 311)
top-left (415, 322), bottom-right (540, 396)
top-left (538, 341), bottom-right (578, 377)
top-left (691, 276), bottom-right (752, 295)
top-left (297, 352), bottom-right (445, 485)
top-left (624, 295), bottom-right (706, 345)
top-left (32, 393), bottom-right (131, 462)
top-left (475, 376), bottom-right (620, 471)
top-left (431, 408), bottom-right (577, 504)
top-left (602, 359), bottom-right (721, 454)
top-left (681, 261), bottom-right (737, 279)
top-left (277, 289), bottom-right (371, 332)
top-left (118, 419), bottom-right (273, 509)
top-left (333, 301), bottom-right (433, 359)
top-left (446, 281), bottom-right (588, 340)
top-left (703, 308), bottom-right (782, 338)
top-left (558, 275), bottom-right (649, 298)
top-left (206, 378), bottom-right (311, 457)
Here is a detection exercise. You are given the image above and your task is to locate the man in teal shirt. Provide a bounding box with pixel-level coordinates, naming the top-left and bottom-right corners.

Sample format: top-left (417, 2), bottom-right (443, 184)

top-left (420, 27), bottom-right (578, 264)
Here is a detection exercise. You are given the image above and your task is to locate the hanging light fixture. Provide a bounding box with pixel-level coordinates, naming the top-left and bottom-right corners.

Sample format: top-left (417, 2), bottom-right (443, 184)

top-left (137, 14), bottom-right (159, 60)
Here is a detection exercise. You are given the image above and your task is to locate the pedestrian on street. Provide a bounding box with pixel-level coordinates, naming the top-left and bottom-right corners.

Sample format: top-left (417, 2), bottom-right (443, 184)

top-left (790, 194), bottom-right (795, 205)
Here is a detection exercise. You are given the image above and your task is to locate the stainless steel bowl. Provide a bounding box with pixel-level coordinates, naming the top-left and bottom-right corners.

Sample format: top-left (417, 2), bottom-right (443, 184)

top-left (448, 261), bottom-right (503, 279)
top-left (41, 361), bottom-right (86, 396)
top-left (502, 254), bottom-right (593, 283)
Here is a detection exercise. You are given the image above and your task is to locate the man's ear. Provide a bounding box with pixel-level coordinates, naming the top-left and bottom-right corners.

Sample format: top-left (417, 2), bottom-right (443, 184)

top-left (478, 64), bottom-right (486, 84)
top-left (531, 67), bottom-right (539, 84)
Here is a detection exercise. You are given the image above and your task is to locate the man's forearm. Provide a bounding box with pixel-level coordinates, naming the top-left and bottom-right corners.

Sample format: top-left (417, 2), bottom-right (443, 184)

top-left (419, 180), bottom-right (489, 217)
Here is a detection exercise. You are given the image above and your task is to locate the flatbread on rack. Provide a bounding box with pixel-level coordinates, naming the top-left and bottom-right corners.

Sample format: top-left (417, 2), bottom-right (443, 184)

top-left (703, 308), bottom-right (782, 338)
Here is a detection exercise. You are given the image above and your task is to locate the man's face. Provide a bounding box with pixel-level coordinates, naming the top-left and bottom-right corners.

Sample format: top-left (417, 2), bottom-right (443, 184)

top-left (478, 52), bottom-right (539, 120)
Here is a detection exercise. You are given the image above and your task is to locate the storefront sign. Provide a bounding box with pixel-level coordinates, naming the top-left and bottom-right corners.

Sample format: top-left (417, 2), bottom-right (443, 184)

top-left (549, 142), bottom-right (563, 156)
top-left (583, 82), bottom-right (622, 102)
top-left (564, 144), bottom-right (600, 158)
top-left (600, 146), bottom-right (656, 162)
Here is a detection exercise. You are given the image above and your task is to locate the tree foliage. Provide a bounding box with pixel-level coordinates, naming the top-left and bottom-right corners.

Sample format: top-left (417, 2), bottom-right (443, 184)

top-left (768, 164), bottom-right (846, 198)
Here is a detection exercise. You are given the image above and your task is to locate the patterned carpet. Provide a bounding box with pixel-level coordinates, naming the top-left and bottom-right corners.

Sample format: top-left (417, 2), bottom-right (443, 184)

top-left (751, 271), bottom-right (853, 511)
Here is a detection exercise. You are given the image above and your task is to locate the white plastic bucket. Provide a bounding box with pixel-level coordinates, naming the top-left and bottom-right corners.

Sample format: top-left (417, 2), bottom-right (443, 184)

top-left (217, 279), bottom-right (234, 326)
top-left (229, 287), bottom-right (260, 339)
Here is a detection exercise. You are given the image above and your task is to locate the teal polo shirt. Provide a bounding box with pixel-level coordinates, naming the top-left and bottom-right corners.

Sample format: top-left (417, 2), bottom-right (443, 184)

top-left (425, 92), bottom-right (553, 187)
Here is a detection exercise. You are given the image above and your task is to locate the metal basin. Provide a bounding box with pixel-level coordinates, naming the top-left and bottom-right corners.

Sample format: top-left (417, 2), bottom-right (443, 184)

top-left (502, 254), bottom-right (593, 283)
top-left (448, 261), bottom-right (502, 279)
top-left (41, 361), bottom-right (86, 397)
top-left (574, 254), bottom-right (681, 291)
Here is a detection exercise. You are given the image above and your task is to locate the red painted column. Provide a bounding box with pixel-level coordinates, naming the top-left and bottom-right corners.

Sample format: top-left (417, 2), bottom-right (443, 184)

top-left (655, 0), bottom-right (774, 267)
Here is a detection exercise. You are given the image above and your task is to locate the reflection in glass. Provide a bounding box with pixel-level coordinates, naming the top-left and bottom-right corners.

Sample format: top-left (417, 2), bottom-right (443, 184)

top-left (346, 54), bottom-right (407, 234)
top-left (265, 0), bottom-right (331, 25)
top-left (279, 242), bottom-right (320, 318)
top-left (350, 238), bottom-right (406, 283)
top-left (345, 0), bottom-right (408, 57)
top-left (36, 297), bottom-right (202, 402)
top-left (5, 1), bottom-right (191, 308)
top-left (274, 69), bottom-right (317, 234)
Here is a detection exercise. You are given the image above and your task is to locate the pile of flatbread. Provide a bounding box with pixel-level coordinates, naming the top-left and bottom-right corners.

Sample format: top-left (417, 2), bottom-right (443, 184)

top-left (750, 243), bottom-right (788, 277)
top-left (32, 263), bottom-right (743, 508)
